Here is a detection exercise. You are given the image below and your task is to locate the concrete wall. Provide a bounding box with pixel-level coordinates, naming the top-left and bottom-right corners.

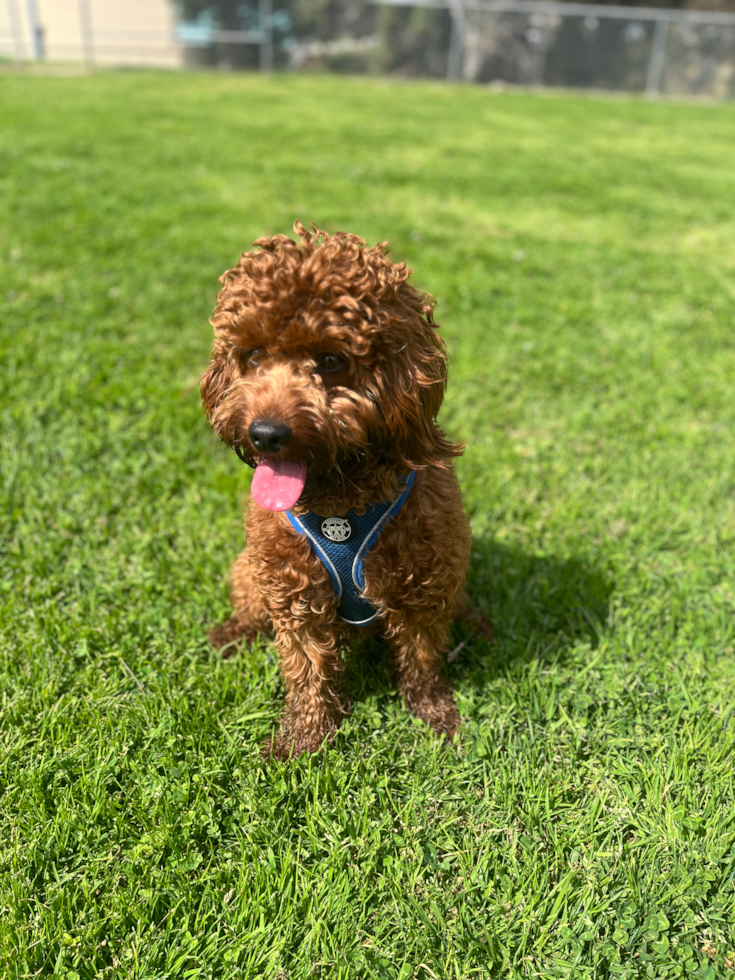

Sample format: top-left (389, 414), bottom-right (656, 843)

top-left (0, 0), bottom-right (183, 66)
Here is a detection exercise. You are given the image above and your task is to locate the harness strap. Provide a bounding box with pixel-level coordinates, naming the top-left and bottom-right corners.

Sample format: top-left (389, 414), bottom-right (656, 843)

top-left (286, 471), bottom-right (415, 626)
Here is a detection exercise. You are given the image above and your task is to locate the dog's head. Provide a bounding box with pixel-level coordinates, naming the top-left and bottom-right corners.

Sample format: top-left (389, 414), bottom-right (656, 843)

top-left (200, 222), bottom-right (462, 511)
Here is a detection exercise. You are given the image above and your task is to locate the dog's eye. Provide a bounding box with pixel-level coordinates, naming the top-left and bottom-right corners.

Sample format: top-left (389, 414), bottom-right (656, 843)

top-left (317, 353), bottom-right (344, 374)
top-left (246, 348), bottom-right (264, 367)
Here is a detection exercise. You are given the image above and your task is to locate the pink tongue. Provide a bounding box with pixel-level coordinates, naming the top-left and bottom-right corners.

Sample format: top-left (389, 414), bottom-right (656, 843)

top-left (250, 458), bottom-right (307, 512)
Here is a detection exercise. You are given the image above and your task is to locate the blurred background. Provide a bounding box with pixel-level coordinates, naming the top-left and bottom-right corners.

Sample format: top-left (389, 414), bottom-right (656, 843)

top-left (2, 0), bottom-right (735, 98)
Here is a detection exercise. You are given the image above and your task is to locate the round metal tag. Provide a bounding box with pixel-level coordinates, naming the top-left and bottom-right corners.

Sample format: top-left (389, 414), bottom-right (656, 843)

top-left (321, 517), bottom-right (353, 542)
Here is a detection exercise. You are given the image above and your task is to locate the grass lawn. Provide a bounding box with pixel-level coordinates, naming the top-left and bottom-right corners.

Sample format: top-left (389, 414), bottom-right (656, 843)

top-left (1, 70), bottom-right (735, 979)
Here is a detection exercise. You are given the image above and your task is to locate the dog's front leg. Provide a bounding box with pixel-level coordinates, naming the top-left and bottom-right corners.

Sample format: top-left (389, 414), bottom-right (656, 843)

top-left (387, 615), bottom-right (460, 739)
top-left (267, 623), bottom-right (347, 760)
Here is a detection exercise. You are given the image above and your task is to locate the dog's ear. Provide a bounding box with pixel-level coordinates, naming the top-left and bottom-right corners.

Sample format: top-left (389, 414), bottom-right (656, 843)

top-left (200, 357), bottom-right (234, 422)
top-left (378, 327), bottom-right (463, 468)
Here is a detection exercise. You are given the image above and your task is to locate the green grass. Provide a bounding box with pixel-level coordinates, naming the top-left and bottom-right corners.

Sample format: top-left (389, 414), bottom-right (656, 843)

top-left (1, 70), bottom-right (734, 980)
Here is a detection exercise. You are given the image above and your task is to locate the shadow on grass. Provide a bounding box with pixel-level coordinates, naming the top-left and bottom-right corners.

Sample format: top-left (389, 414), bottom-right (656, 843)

top-left (463, 535), bottom-right (613, 666)
top-left (342, 535), bottom-right (614, 706)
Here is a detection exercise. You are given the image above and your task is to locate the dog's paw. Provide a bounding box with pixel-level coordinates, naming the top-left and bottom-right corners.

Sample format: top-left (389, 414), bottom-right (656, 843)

top-left (208, 616), bottom-right (259, 657)
top-left (420, 701), bottom-right (461, 740)
top-left (406, 686), bottom-right (461, 740)
top-left (263, 725), bottom-right (338, 761)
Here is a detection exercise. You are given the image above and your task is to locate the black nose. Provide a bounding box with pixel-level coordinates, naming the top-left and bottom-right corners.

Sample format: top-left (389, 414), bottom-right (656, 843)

top-left (248, 418), bottom-right (292, 454)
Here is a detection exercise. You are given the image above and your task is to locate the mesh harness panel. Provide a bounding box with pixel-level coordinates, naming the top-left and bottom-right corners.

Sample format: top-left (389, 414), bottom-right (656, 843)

top-left (285, 471), bottom-right (415, 626)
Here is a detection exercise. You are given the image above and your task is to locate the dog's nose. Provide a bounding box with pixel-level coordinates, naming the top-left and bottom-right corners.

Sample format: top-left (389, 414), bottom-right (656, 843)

top-left (248, 418), bottom-right (292, 454)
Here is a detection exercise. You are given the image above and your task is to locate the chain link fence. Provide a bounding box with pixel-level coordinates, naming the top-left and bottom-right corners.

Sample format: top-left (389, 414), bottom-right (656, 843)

top-left (407, 0), bottom-right (735, 97)
top-left (1, 0), bottom-right (734, 98)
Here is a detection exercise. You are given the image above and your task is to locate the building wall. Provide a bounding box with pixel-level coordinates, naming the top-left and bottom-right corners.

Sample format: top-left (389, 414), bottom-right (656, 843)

top-left (0, 0), bottom-right (183, 66)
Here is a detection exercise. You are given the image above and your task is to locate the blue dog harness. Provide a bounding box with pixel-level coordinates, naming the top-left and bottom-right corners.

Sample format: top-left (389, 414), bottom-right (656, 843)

top-left (286, 471), bottom-right (416, 626)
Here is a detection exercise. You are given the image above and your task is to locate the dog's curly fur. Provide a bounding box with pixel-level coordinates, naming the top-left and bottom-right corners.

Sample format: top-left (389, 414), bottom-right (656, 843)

top-left (201, 222), bottom-right (483, 759)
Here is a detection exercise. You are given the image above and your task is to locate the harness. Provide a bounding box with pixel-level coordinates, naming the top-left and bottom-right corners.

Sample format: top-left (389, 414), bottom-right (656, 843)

top-left (285, 471), bottom-right (415, 626)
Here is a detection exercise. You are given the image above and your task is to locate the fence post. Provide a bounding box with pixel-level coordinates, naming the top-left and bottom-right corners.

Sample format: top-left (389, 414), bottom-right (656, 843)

top-left (7, 0), bottom-right (24, 65)
top-left (78, 0), bottom-right (94, 70)
top-left (259, 0), bottom-right (273, 71)
top-left (531, 24), bottom-right (552, 86)
top-left (645, 18), bottom-right (669, 97)
top-left (446, 0), bottom-right (464, 80)
top-left (23, 0), bottom-right (43, 58)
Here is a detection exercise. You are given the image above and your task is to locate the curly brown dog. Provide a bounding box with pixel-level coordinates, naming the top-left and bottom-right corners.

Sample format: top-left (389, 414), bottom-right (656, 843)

top-left (201, 222), bottom-right (483, 760)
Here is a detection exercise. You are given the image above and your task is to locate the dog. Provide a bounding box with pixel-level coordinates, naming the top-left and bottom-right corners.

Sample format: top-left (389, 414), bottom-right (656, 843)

top-left (201, 222), bottom-right (481, 759)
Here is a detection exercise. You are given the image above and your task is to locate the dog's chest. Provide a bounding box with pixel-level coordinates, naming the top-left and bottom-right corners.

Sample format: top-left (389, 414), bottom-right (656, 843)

top-left (285, 472), bottom-right (415, 626)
